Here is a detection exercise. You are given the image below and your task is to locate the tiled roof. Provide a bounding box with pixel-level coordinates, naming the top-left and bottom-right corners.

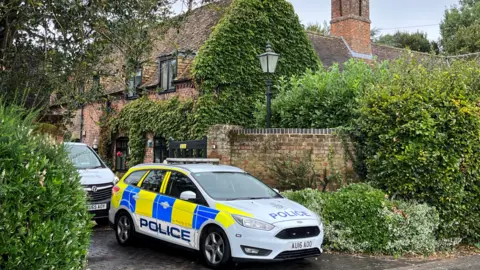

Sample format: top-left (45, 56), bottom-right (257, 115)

top-left (307, 32), bottom-right (352, 68)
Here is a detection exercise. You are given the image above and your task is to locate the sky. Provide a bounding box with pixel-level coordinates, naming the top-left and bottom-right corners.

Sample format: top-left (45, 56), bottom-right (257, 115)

top-left (289, 0), bottom-right (459, 41)
top-left (173, 0), bottom-right (460, 41)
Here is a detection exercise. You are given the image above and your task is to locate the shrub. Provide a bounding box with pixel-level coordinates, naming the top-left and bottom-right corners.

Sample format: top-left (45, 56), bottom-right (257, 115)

top-left (255, 59), bottom-right (390, 128)
top-left (0, 104), bottom-right (91, 269)
top-left (268, 148), bottom-right (342, 191)
top-left (350, 57), bottom-right (480, 243)
top-left (283, 184), bottom-right (440, 255)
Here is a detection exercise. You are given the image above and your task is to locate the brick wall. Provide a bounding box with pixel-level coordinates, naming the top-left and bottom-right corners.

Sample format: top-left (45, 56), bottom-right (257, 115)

top-left (207, 125), bottom-right (353, 188)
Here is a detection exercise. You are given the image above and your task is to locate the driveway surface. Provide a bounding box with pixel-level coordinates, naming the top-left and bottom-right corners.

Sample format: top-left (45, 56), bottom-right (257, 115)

top-left (87, 225), bottom-right (480, 270)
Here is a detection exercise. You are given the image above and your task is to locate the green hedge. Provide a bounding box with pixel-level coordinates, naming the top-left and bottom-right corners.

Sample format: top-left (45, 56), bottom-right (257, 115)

top-left (255, 59), bottom-right (390, 128)
top-left (0, 104), bottom-right (91, 269)
top-left (283, 184), bottom-right (440, 255)
top-left (350, 57), bottom-right (480, 243)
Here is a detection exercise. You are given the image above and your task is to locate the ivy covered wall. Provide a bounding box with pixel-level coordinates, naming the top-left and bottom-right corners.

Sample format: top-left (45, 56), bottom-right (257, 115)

top-left (100, 0), bottom-right (323, 166)
top-left (192, 0), bottom-right (321, 128)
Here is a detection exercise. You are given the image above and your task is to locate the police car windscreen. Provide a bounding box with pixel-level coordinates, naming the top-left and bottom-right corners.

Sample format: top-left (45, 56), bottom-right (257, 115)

top-left (192, 172), bottom-right (281, 201)
top-left (66, 145), bottom-right (104, 169)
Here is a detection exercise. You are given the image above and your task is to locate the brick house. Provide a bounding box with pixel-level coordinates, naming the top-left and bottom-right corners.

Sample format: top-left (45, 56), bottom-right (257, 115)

top-left (51, 0), bottom-right (411, 172)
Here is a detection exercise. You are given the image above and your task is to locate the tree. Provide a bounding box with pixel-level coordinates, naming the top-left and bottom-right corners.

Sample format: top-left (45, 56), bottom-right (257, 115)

top-left (305, 21), bottom-right (330, 35)
top-left (440, 0), bottom-right (480, 54)
top-left (376, 31), bottom-right (432, 53)
top-left (0, 0), bottom-right (174, 110)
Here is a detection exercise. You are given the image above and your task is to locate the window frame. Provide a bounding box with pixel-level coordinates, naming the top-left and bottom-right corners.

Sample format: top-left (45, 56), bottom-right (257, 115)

top-left (126, 66), bottom-right (142, 99)
top-left (123, 170), bottom-right (148, 186)
top-left (138, 169), bottom-right (167, 193)
top-left (158, 56), bottom-right (177, 92)
top-left (165, 171), bottom-right (207, 206)
top-left (115, 137), bottom-right (129, 172)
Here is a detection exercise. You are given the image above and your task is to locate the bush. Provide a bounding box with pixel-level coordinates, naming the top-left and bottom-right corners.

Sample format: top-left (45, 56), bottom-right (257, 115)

top-left (350, 57), bottom-right (480, 243)
top-left (268, 148), bottom-right (342, 191)
top-left (283, 184), bottom-right (440, 255)
top-left (255, 59), bottom-right (390, 128)
top-left (0, 104), bottom-right (91, 269)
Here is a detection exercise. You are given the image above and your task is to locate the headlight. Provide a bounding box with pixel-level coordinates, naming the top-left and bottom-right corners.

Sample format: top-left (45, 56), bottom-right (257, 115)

top-left (232, 215), bottom-right (274, 231)
top-left (113, 176), bottom-right (120, 184)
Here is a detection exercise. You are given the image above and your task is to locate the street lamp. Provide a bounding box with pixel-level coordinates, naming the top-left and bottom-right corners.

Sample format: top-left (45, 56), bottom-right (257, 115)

top-left (258, 42), bottom-right (280, 128)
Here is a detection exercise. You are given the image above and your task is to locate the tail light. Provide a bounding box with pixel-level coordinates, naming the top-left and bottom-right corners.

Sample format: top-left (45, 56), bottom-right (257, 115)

top-left (112, 186), bottom-right (120, 195)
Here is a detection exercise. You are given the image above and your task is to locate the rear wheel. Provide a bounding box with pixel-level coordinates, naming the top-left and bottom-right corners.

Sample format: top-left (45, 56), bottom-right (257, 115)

top-left (200, 226), bottom-right (231, 269)
top-left (115, 212), bottom-right (135, 246)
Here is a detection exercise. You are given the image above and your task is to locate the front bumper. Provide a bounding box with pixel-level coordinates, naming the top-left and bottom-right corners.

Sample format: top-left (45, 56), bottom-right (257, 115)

top-left (87, 199), bottom-right (111, 219)
top-left (228, 219), bottom-right (324, 261)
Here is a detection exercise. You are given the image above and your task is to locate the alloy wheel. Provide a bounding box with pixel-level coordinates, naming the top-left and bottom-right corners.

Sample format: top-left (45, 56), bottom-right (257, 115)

top-left (204, 232), bottom-right (225, 265)
top-left (117, 216), bottom-right (130, 243)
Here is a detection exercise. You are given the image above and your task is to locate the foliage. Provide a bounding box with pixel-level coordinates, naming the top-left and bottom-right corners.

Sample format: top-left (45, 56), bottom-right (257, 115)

top-left (0, 0), bottom-right (175, 112)
top-left (283, 184), bottom-right (440, 255)
top-left (108, 97), bottom-right (195, 167)
top-left (349, 57), bottom-right (480, 243)
top-left (268, 148), bottom-right (342, 191)
top-left (0, 104), bottom-right (91, 269)
top-left (255, 59), bottom-right (390, 128)
top-left (440, 0), bottom-right (480, 54)
top-left (375, 31), bottom-right (433, 53)
top-left (305, 21), bottom-right (330, 35)
top-left (192, 0), bottom-right (320, 128)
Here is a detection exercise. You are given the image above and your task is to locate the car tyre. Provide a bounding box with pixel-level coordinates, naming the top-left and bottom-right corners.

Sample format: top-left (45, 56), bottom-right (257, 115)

top-left (95, 218), bottom-right (110, 226)
top-left (200, 226), bottom-right (231, 269)
top-left (115, 212), bottom-right (135, 246)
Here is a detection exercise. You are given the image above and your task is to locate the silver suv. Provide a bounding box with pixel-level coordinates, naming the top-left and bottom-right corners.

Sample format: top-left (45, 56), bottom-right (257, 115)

top-left (65, 142), bottom-right (118, 226)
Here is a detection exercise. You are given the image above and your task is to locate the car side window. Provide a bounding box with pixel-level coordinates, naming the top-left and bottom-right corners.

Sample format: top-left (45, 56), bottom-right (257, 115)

top-left (165, 171), bottom-right (207, 206)
top-left (140, 170), bottom-right (165, 193)
top-left (124, 170), bottom-right (147, 186)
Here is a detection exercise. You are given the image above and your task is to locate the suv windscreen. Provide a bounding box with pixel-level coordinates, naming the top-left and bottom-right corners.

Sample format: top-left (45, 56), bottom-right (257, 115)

top-left (66, 144), bottom-right (104, 169)
top-left (192, 172), bottom-right (281, 201)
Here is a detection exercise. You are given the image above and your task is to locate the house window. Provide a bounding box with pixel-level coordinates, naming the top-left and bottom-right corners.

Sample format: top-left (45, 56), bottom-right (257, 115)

top-left (127, 66), bottom-right (142, 98)
top-left (153, 137), bottom-right (168, 163)
top-left (115, 137), bottom-right (129, 171)
top-left (92, 75), bottom-right (100, 89)
top-left (159, 58), bottom-right (177, 91)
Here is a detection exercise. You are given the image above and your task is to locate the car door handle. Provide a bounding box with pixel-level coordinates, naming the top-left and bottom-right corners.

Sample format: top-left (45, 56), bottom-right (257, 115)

top-left (133, 195), bottom-right (140, 200)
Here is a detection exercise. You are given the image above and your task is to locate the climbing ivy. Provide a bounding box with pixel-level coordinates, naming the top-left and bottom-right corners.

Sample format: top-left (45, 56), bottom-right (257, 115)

top-left (192, 0), bottom-right (321, 128)
top-left (108, 97), bottom-right (195, 166)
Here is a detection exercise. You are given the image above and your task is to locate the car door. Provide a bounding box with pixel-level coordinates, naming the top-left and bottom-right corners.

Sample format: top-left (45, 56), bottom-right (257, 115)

top-left (119, 170), bottom-right (148, 222)
top-left (158, 171), bottom-right (208, 249)
top-left (135, 169), bottom-right (167, 238)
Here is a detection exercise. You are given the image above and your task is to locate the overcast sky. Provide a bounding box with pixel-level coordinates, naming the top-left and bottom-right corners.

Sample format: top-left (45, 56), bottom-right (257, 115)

top-left (289, 0), bottom-right (459, 41)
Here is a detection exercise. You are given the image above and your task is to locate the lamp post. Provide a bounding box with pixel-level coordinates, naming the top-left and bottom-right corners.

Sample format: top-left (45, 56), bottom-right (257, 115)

top-left (258, 42), bottom-right (280, 128)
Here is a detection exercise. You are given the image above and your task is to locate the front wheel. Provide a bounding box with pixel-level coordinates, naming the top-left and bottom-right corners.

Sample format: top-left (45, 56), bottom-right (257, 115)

top-left (200, 226), bottom-right (231, 269)
top-left (115, 212), bottom-right (135, 246)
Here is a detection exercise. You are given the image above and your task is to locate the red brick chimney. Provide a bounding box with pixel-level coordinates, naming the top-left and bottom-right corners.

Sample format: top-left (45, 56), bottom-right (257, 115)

top-left (331, 0), bottom-right (372, 55)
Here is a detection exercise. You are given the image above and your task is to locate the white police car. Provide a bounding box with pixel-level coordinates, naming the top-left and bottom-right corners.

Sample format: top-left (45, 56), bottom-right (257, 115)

top-left (109, 159), bottom-right (324, 268)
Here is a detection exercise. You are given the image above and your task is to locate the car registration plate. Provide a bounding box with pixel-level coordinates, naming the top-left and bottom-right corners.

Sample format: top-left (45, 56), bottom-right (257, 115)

top-left (87, 203), bottom-right (107, 211)
top-left (290, 240), bottom-right (313, 250)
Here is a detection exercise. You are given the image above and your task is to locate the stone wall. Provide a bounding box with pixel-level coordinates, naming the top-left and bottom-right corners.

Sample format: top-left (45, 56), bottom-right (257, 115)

top-left (207, 125), bottom-right (352, 188)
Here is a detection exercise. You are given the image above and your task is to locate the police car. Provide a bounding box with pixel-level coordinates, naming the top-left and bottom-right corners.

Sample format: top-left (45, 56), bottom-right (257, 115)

top-left (109, 159), bottom-right (324, 268)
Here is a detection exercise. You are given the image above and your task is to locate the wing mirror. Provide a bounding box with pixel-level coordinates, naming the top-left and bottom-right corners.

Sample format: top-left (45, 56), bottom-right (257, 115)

top-left (273, 188), bottom-right (280, 193)
top-left (180, 191), bottom-right (197, 202)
